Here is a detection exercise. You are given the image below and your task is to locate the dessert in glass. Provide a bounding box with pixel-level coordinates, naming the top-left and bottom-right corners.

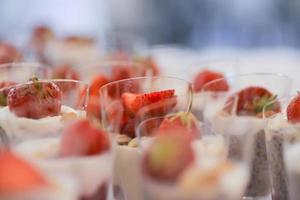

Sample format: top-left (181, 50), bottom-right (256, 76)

top-left (99, 76), bottom-right (193, 200)
top-left (0, 149), bottom-right (80, 200)
top-left (0, 78), bottom-right (113, 200)
top-left (0, 42), bottom-right (23, 64)
top-left (136, 112), bottom-right (252, 200)
top-left (189, 59), bottom-right (239, 120)
top-left (0, 62), bottom-right (50, 107)
top-left (103, 31), bottom-right (159, 76)
top-left (29, 25), bottom-right (100, 67)
top-left (263, 93), bottom-right (300, 200)
top-left (83, 61), bottom-right (149, 121)
top-left (201, 73), bottom-right (292, 199)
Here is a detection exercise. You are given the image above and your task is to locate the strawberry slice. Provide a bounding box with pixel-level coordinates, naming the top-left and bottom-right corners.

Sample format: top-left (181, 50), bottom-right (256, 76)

top-left (158, 112), bottom-right (200, 140)
top-left (0, 150), bottom-right (48, 193)
top-left (8, 78), bottom-right (62, 119)
top-left (287, 93), bottom-right (300, 123)
top-left (142, 133), bottom-right (194, 182)
top-left (224, 86), bottom-right (280, 117)
top-left (193, 70), bottom-right (229, 92)
top-left (122, 89), bottom-right (176, 115)
top-left (59, 119), bottom-right (110, 157)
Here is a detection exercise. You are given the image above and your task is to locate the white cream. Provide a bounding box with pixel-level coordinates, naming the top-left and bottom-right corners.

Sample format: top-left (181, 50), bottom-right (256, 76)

top-left (15, 137), bottom-right (112, 197)
top-left (0, 106), bottom-right (83, 142)
top-left (44, 40), bottom-right (101, 66)
top-left (203, 99), bottom-right (265, 136)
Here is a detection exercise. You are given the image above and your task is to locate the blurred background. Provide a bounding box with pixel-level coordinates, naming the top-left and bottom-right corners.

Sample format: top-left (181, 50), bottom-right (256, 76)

top-left (1, 0), bottom-right (300, 48)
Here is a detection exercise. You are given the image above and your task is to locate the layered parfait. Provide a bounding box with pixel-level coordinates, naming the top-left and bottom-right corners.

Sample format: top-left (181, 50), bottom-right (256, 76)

top-left (137, 113), bottom-right (250, 200)
top-left (201, 73), bottom-right (292, 198)
top-left (0, 78), bottom-right (113, 200)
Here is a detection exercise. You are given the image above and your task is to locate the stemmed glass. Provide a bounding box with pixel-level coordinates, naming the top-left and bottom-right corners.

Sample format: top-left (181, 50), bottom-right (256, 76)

top-left (99, 76), bottom-right (193, 200)
top-left (136, 114), bottom-right (252, 200)
top-left (0, 79), bottom-right (113, 200)
top-left (201, 73), bottom-right (292, 199)
top-left (263, 95), bottom-right (300, 200)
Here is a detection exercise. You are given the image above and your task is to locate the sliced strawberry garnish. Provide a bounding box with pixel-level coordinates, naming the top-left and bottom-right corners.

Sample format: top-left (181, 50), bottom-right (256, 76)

top-left (224, 86), bottom-right (280, 117)
top-left (59, 119), bottom-right (110, 157)
top-left (142, 134), bottom-right (194, 182)
top-left (0, 150), bottom-right (48, 193)
top-left (193, 70), bottom-right (229, 92)
top-left (287, 93), bottom-right (300, 123)
top-left (158, 112), bottom-right (200, 140)
top-left (0, 81), bottom-right (16, 106)
top-left (122, 89), bottom-right (176, 115)
top-left (7, 78), bottom-right (62, 119)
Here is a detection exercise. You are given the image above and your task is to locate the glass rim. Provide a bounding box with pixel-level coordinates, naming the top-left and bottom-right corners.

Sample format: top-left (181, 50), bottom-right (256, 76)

top-left (0, 62), bottom-right (49, 69)
top-left (99, 75), bottom-right (192, 95)
top-left (136, 114), bottom-right (215, 140)
top-left (84, 60), bottom-right (148, 70)
top-left (10, 79), bottom-right (88, 88)
top-left (201, 72), bottom-right (292, 92)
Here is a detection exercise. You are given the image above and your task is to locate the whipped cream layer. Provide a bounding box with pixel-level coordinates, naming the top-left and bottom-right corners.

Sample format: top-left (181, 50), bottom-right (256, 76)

top-left (44, 40), bottom-right (100, 66)
top-left (0, 105), bottom-right (84, 142)
top-left (203, 98), bottom-right (265, 136)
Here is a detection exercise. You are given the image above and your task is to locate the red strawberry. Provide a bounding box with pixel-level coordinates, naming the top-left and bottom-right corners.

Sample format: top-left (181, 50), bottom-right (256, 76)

top-left (158, 112), bottom-right (200, 140)
top-left (193, 70), bottom-right (229, 92)
top-left (0, 42), bottom-right (22, 64)
top-left (0, 81), bottom-right (16, 106)
top-left (224, 86), bottom-right (280, 117)
top-left (0, 150), bottom-right (48, 193)
top-left (86, 75), bottom-right (109, 119)
top-left (111, 64), bottom-right (135, 81)
top-left (142, 134), bottom-right (194, 181)
top-left (59, 119), bottom-right (110, 157)
top-left (135, 57), bottom-right (160, 76)
top-left (52, 65), bottom-right (80, 80)
top-left (287, 93), bottom-right (300, 123)
top-left (121, 89), bottom-right (176, 115)
top-left (89, 75), bottom-right (109, 97)
top-left (31, 26), bottom-right (54, 47)
top-left (7, 78), bottom-right (62, 119)
top-left (63, 36), bottom-right (94, 44)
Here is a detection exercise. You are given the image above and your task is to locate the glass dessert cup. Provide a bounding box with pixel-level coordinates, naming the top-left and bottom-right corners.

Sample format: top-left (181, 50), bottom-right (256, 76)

top-left (201, 73), bottom-right (292, 199)
top-left (99, 76), bottom-right (193, 200)
top-left (82, 61), bottom-right (151, 121)
top-left (136, 115), bottom-right (252, 200)
top-left (0, 79), bottom-right (113, 200)
top-left (189, 58), bottom-right (239, 120)
top-left (0, 79), bottom-right (87, 143)
top-left (0, 148), bottom-right (79, 200)
top-left (43, 35), bottom-right (101, 67)
top-left (263, 95), bottom-right (300, 200)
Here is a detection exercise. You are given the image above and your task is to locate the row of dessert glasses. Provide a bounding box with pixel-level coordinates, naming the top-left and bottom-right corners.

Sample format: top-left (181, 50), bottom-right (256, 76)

top-left (0, 60), bottom-right (297, 200)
